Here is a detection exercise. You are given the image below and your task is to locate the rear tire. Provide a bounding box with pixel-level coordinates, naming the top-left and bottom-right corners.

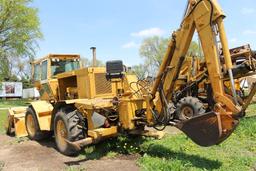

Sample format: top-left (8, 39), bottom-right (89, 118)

top-left (176, 97), bottom-right (205, 121)
top-left (25, 107), bottom-right (50, 141)
top-left (54, 107), bottom-right (86, 156)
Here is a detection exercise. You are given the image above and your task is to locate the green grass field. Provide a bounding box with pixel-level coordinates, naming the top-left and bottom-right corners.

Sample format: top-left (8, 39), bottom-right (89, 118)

top-left (78, 116), bottom-right (256, 171)
top-left (80, 104), bottom-right (256, 171)
top-left (0, 99), bottom-right (30, 108)
top-left (137, 116), bottom-right (256, 171)
top-left (0, 109), bottom-right (8, 134)
top-left (0, 100), bottom-right (255, 170)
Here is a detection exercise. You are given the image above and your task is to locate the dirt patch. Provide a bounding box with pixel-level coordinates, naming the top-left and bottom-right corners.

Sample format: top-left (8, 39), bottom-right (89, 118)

top-left (0, 135), bottom-right (140, 171)
top-left (0, 126), bottom-right (180, 170)
top-left (162, 126), bottom-right (181, 135)
top-left (82, 159), bottom-right (139, 171)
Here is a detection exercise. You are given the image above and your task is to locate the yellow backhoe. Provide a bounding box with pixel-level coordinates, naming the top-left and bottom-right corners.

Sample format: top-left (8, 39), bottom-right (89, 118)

top-left (6, 0), bottom-right (256, 156)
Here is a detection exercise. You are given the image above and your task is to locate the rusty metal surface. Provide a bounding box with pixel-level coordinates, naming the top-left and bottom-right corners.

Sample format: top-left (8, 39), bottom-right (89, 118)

top-left (217, 114), bottom-right (239, 144)
top-left (176, 112), bottom-right (239, 147)
top-left (229, 44), bottom-right (252, 59)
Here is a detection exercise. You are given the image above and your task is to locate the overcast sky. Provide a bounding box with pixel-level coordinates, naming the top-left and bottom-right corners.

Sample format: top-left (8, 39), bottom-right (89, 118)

top-left (32, 0), bottom-right (256, 66)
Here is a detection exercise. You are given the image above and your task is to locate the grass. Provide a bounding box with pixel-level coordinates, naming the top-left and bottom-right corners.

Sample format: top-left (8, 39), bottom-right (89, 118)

top-left (137, 116), bottom-right (256, 171)
top-left (0, 99), bottom-right (30, 108)
top-left (0, 110), bottom-right (7, 134)
top-left (0, 161), bottom-right (4, 171)
top-left (78, 108), bottom-right (256, 171)
top-left (246, 103), bottom-right (256, 116)
top-left (65, 166), bottom-right (86, 171)
top-left (78, 116), bottom-right (256, 171)
top-left (79, 135), bottom-right (145, 160)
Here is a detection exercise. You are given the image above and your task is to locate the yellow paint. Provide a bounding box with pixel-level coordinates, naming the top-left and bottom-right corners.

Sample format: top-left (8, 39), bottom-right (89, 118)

top-left (8, 107), bottom-right (28, 137)
top-left (88, 126), bottom-right (118, 139)
top-left (30, 101), bottom-right (53, 131)
top-left (119, 98), bottom-right (145, 130)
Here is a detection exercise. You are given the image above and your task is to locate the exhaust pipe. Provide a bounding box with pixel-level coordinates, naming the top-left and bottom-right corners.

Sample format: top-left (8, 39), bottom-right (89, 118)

top-left (90, 47), bottom-right (97, 67)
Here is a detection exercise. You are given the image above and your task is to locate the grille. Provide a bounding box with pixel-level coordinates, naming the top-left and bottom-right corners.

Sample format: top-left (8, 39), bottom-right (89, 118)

top-left (94, 73), bottom-right (112, 95)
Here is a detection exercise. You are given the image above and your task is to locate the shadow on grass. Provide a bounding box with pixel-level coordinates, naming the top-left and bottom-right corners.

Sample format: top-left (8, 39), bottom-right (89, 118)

top-left (246, 115), bottom-right (256, 119)
top-left (64, 135), bottom-right (222, 170)
top-left (145, 144), bottom-right (222, 170)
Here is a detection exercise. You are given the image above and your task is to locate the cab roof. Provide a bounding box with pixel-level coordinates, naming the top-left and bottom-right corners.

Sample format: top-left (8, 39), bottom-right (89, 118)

top-left (32, 54), bottom-right (80, 65)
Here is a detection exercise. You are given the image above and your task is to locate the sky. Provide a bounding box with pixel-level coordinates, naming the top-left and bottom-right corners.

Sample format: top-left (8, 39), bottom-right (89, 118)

top-left (32, 0), bottom-right (256, 66)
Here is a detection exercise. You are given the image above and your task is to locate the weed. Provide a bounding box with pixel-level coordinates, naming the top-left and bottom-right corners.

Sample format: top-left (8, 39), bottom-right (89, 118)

top-left (8, 137), bottom-right (29, 145)
top-left (65, 166), bottom-right (86, 171)
top-left (0, 161), bottom-right (4, 171)
top-left (80, 135), bottom-right (148, 160)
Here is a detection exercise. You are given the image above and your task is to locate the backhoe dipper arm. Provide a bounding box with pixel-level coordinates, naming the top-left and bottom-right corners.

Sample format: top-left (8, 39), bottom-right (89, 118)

top-left (148, 0), bottom-right (243, 146)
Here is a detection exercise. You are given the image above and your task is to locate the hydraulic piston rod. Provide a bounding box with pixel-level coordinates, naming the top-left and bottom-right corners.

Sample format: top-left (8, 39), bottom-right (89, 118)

top-left (217, 18), bottom-right (238, 105)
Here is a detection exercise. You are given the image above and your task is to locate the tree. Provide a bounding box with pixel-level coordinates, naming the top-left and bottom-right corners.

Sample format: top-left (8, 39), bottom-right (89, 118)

top-left (187, 40), bottom-right (202, 57)
top-left (132, 64), bottom-right (148, 80)
top-left (80, 57), bottom-right (104, 67)
top-left (139, 36), bottom-right (169, 75)
top-left (136, 36), bottom-right (202, 78)
top-left (20, 76), bottom-right (33, 88)
top-left (0, 0), bottom-right (42, 81)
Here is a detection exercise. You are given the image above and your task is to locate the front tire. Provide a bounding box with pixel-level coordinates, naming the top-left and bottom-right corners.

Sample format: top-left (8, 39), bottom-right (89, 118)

top-left (54, 107), bottom-right (86, 156)
top-left (25, 107), bottom-right (48, 140)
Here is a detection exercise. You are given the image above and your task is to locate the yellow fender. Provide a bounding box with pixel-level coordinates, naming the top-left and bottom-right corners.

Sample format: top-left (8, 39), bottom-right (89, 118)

top-left (29, 101), bottom-right (53, 131)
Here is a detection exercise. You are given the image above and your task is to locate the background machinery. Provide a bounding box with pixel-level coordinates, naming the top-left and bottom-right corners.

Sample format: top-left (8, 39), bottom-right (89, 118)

top-left (6, 0), bottom-right (256, 156)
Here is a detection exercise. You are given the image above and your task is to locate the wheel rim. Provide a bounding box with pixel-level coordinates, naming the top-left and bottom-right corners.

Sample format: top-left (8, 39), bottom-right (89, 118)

top-left (26, 114), bottom-right (36, 137)
top-left (181, 106), bottom-right (194, 119)
top-left (56, 119), bottom-right (67, 149)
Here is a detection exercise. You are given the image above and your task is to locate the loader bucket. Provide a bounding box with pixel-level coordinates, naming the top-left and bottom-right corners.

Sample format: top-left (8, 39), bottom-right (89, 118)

top-left (6, 107), bottom-right (28, 137)
top-left (176, 112), bottom-right (239, 147)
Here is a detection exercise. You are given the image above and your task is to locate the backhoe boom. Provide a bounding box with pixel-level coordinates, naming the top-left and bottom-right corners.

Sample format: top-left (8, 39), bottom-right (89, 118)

top-left (148, 0), bottom-right (253, 146)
